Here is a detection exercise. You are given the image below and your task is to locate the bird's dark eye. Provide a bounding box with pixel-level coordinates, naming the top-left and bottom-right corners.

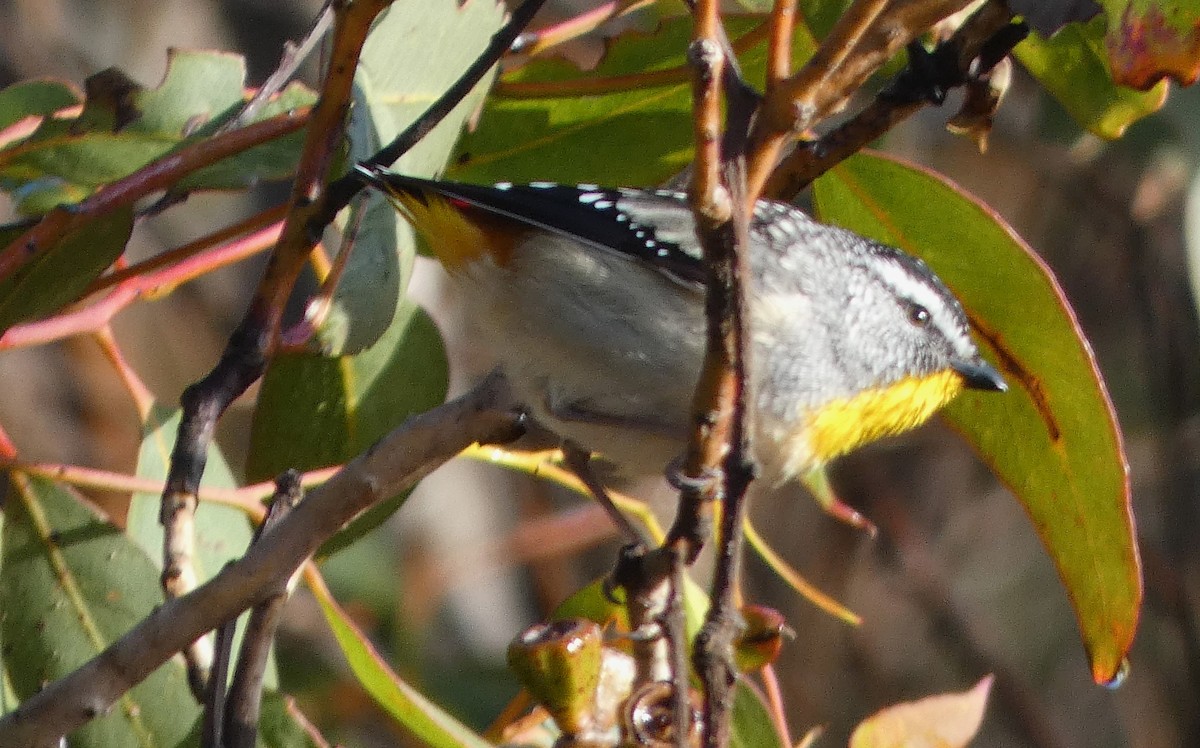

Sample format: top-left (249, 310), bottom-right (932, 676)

top-left (907, 302), bottom-right (931, 327)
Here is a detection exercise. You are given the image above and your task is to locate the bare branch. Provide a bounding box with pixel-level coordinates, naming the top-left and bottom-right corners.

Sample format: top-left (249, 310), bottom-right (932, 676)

top-left (0, 373), bottom-right (523, 748)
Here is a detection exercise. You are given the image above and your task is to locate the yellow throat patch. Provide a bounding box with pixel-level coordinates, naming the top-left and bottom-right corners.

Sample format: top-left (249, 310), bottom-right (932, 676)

top-left (805, 369), bottom-right (965, 465)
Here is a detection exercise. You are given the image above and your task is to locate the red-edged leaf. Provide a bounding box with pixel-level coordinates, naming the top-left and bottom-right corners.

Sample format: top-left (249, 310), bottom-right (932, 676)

top-left (1014, 15), bottom-right (1168, 139)
top-left (1098, 0), bottom-right (1200, 89)
top-left (813, 152), bottom-right (1140, 684)
top-left (849, 676), bottom-right (993, 748)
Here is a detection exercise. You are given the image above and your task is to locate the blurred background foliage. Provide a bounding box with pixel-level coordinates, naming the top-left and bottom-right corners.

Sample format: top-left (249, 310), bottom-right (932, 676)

top-left (0, 1), bottom-right (1196, 746)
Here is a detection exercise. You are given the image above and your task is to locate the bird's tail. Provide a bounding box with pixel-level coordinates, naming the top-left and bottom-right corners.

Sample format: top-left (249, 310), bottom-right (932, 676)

top-left (353, 164), bottom-right (515, 270)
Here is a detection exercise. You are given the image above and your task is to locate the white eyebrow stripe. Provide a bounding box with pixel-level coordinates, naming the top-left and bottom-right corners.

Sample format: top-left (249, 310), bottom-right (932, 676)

top-left (872, 260), bottom-right (973, 349)
top-left (873, 260), bottom-right (942, 310)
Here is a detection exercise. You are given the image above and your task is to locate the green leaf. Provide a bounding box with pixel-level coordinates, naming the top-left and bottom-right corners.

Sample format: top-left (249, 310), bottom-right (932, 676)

top-left (179, 81), bottom-right (315, 191)
top-left (1096, 0), bottom-right (1200, 89)
top-left (450, 16), bottom-right (818, 187)
top-left (326, 0), bottom-right (506, 355)
top-left (0, 472), bottom-right (200, 746)
top-left (553, 576), bottom-right (709, 640)
top-left (313, 582), bottom-right (492, 748)
top-left (0, 79), bottom-right (80, 132)
top-left (123, 404), bottom-right (276, 687)
top-left (1015, 15), bottom-right (1168, 139)
top-left (248, 301), bottom-right (448, 553)
top-left (812, 151), bottom-right (1140, 685)
top-left (0, 50), bottom-right (314, 213)
top-left (730, 682), bottom-right (786, 748)
top-left (0, 205), bottom-right (133, 334)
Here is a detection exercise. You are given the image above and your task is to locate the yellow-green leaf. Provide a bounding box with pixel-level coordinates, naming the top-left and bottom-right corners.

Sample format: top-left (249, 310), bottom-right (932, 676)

top-left (813, 151), bottom-right (1140, 684)
top-left (0, 472), bottom-right (199, 746)
top-left (850, 676), bottom-right (992, 748)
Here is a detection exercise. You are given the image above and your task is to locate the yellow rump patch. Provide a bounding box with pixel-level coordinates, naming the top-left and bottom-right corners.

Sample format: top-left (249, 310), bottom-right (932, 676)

top-left (805, 370), bottom-right (965, 464)
top-left (381, 190), bottom-right (516, 271)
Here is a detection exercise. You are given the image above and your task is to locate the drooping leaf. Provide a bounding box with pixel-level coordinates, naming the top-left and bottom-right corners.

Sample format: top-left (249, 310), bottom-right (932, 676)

top-left (849, 676), bottom-right (993, 748)
top-left (0, 49), bottom-right (313, 214)
top-left (1015, 15), bottom-right (1168, 139)
top-left (0, 472), bottom-right (199, 746)
top-left (0, 205), bottom-right (132, 334)
top-left (327, 0), bottom-right (506, 355)
top-left (450, 15), bottom-right (818, 187)
top-left (1097, 0), bottom-right (1200, 89)
top-left (248, 300), bottom-right (448, 554)
top-left (0, 79), bottom-right (80, 132)
top-left (311, 576), bottom-right (492, 748)
top-left (813, 151), bottom-right (1140, 685)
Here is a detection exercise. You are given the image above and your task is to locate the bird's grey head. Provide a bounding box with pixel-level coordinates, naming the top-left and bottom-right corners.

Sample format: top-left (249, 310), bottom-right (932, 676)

top-left (748, 205), bottom-right (1005, 409)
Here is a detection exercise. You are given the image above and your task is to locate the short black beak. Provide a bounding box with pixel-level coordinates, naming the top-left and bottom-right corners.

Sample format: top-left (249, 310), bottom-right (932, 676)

top-left (953, 358), bottom-right (1007, 392)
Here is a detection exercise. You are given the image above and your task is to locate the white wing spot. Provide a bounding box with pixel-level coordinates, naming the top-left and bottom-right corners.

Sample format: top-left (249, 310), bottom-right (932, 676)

top-left (593, 200), bottom-right (614, 210)
top-left (529, 181), bottom-right (556, 189)
top-left (577, 192), bottom-right (604, 203)
top-left (494, 181), bottom-right (513, 190)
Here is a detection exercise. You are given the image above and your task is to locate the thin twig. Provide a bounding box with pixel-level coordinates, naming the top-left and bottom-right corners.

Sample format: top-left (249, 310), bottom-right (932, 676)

top-left (764, 1), bottom-right (1022, 198)
top-left (0, 110), bottom-right (308, 286)
top-left (496, 19), bottom-right (772, 99)
top-left (0, 222), bottom-right (283, 351)
top-left (92, 326), bottom-right (154, 419)
top-left (157, 1), bottom-right (390, 698)
top-left (0, 372), bottom-right (523, 748)
top-left (228, 3), bottom-right (335, 130)
top-left (224, 471), bottom-right (304, 748)
top-left (746, 0), bottom-right (974, 199)
top-left (321, 0), bottom-right (552, 216)
top-left (511, 0), bottom-right (653, 58)
top-left (202, 472), bottom-right (301, 748)
top-left (765, 0), bottom-right (799, 91)
top-left (85, 205), bottom-right (288, 296)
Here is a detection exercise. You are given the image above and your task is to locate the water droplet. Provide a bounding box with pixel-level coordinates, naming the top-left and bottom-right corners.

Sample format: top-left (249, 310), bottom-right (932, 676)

top-left (1101, 657), bottom-right (1130, 690)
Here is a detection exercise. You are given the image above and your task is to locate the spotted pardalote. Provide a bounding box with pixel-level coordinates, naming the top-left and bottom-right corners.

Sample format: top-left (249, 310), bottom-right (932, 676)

top-left (355, 165), bottom-right (1006, 486)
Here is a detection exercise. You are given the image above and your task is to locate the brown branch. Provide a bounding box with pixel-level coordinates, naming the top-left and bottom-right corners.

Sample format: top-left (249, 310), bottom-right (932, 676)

top-left (0, 109), bottom-right (308, 286)
top-left (223, 472), bottom-right (303, 748)
top-left (746, 0), bottom-right (974, 199)
top-left (158, 0), bottom-right (391, 698)
top-left (0, 221), bottom-right (282, 351)
top-left (0, 373), bottom-right (523, 748)
top-left (766, 0), bottom-right (799, 91)
top-left (511, 0), bottom-right (654, 58)
top-left (669, 2), bottom-right (760, 746)
top-left (85, 205), bottom-right (288, 296)
top-left (764, 0), bottom-right (1022, 198)
top-left (227, 2), bottom-right (335, 131)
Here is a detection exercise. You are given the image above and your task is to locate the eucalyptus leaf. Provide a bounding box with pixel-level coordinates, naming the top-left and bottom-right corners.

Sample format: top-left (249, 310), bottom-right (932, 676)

top-left (0, 472), bottom-right (199, 746)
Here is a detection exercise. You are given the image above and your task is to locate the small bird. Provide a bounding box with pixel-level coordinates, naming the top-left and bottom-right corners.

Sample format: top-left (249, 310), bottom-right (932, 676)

top-left (355, 165), bottom-right (1006, 490)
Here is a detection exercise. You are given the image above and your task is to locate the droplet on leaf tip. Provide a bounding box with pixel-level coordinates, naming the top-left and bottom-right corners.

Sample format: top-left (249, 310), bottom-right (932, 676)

top-left (1101, 657), bottom-right (1130, 690)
